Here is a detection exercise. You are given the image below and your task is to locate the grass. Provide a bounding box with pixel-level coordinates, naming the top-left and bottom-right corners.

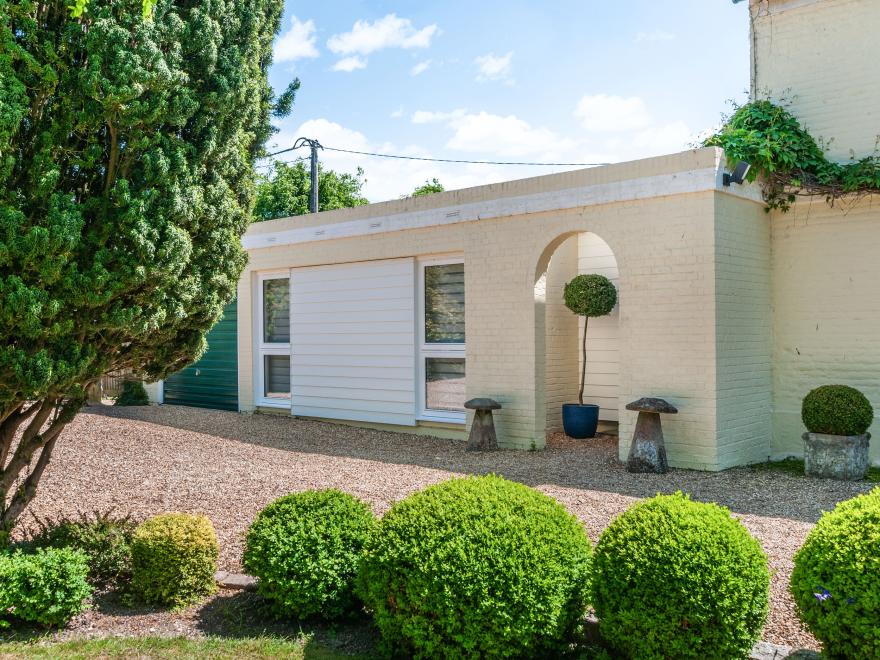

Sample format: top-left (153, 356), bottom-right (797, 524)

top-left (0, 635), bottom-right (368, 659)
top-left (751, 457), bottom-right (880, 482)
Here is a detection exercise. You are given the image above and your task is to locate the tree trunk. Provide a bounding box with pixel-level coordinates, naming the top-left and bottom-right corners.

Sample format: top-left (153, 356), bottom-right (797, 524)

top-left (0, 396), bottom-right (81, 542)
top-left (578, 317), bottom-right (589, 405)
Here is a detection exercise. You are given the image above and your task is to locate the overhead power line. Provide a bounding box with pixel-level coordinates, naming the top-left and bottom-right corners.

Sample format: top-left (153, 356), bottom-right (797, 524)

top-left (258, 142), bottom-right (609, 168)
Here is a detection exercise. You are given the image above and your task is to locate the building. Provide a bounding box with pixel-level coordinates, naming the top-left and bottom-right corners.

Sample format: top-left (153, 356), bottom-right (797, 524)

top-left (157, 0), bottom-right (880, 470)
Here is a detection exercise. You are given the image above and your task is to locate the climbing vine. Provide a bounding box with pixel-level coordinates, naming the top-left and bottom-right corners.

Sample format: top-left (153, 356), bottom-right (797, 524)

top-left (704, 100), bottom-right (880, 211)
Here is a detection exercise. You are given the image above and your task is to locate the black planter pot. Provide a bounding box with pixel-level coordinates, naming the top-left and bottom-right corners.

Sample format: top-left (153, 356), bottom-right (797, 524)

top-left (562, 403), bottom-right (600, 439)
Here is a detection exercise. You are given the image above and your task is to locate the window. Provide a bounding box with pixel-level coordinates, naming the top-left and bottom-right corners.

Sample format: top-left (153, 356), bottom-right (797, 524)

top-left (256, 273), bottom-right (290, 406)
top-left (419, 259), bottom-right (465, 422)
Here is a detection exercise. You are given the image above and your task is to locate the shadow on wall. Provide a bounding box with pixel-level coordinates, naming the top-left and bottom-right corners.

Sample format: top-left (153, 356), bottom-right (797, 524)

top-left (91, 404), bottom-right (874, 524)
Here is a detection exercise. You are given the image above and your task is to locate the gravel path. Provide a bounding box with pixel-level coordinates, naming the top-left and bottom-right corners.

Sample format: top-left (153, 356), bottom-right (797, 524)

top-left (22, 404), bottom-right (877, 650)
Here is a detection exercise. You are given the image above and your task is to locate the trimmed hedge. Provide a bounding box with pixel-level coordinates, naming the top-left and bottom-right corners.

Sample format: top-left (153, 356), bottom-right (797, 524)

top-left (243, 490), bottom-right (376, 619)
top-left (115, 380), bottom-right (150, 406)
top-left (131, 513), bottom-right (218, 609)
top-left (791, 488), bottom-right (880, 659)
top-left (592, 493), bottom-right (769, 659)
top-left (0, 548), bottom-right (92, 627)
top-left (802, 384), bottom-right (873, 436)
top-left (357, 475), bottom-right (592, 658)
top-left (22, 511), bottom-right (136, 591)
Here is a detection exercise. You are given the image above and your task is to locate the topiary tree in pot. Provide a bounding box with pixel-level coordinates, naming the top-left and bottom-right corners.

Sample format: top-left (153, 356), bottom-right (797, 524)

top-left (801, 385), bottom-right (873, 480)
top-left (562, 274), bottom-right (617, 438)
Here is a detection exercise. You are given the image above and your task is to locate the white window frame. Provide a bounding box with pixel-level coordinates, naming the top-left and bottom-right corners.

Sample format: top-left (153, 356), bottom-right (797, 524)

top-left (417, 256), bottom-right (466, 424)
top-left (255, 270), bottom-right (292, 409)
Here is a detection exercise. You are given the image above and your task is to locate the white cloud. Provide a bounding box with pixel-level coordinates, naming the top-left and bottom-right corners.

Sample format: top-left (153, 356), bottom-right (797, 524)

top-left (445, 111), bottom-right (574, 158)
top-left (474, 51), bottom-right (513, 83)
top-left (411, 108), bottom-right (467, 124)
top-left (635, 29), bottom-right (675, 43)
top-left (411, 59), bottom-right (432, 76)
top-left (390, 107), bottom-right (405, 119)
top-left (274, 16), bottom-right (319, 63)
top-left (327, 14), bottom-right (438, 56)
top-left (574, 94), bottom-right (653, 132)
top-left (332, 56), bottom-right (367, 72)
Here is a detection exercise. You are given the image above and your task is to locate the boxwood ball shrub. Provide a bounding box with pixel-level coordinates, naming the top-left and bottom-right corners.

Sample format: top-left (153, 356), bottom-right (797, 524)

top-left (0, 548), bottom-right (91, 627)
top-left (357, 475), bottom-right (593, 658)
top-left (790, 488), bottom-right (880, 659)
top-left (243, 490), bottom-right (376, 619)
top-left (802, 385), bottom-right (874, 436)
top-left (592, 493), bottom-right (769, 659)
top-left (131, 513), bottom-right (218, 609)
top-left (563, 273), bottom-right (617, 318)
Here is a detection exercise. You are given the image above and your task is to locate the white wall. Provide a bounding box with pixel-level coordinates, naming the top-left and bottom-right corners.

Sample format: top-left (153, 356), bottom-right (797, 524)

top-left (289, 258), bottom-right (417, 426)
top-left (578, 232), bottom-right (620, 422)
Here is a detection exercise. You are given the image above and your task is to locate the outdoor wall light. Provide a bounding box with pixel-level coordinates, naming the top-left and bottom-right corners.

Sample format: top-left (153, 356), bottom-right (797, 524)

top-left (723, 161), bottom-right (751, 186)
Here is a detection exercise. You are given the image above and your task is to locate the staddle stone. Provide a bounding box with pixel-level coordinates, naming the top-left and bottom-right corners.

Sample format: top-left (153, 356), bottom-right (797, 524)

top-left (626, 397), bottom-right (677, 474)
top-left (465, 397), bottom-right (501, 451)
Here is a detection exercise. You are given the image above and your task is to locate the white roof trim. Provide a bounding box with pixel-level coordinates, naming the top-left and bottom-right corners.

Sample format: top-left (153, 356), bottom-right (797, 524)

top-left (243, 160), bottom-right (760, 251)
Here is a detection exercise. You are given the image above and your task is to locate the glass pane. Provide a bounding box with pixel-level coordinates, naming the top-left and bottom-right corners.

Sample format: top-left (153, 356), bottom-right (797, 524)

top-left (425, 263), bottom-right (465, 343)
top-left (425, 357), bottom-right (465, 412)
top-left (263, 278), bottom-right (290, 343)
top-left (264, 355), bottom-right (290, 400)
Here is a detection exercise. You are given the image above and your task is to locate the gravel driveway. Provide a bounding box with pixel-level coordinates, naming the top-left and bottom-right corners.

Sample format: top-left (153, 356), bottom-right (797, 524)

top-left (23, 404), bottom-right (877, 650)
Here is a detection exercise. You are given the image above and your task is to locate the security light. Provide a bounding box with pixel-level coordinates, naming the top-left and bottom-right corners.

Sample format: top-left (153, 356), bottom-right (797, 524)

top-left (723, 161), bottom-right (751, 186)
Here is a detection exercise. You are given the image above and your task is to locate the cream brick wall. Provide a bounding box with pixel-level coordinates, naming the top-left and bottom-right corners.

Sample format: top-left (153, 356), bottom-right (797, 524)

top-left (240, 147), bottom-right (770, 469)
top-left (770, 198), bottom-right (880, 465)
top-left (750, 0), bottom-right (880, 160)
top-left (715, 194), bottom-right (773, 469)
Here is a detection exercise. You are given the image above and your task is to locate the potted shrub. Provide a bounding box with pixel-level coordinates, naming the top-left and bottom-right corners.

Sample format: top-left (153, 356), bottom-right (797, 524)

top-left (802, 384), bottom-right (873, 480)
top-left (562, 273), bottom-right (617, 439)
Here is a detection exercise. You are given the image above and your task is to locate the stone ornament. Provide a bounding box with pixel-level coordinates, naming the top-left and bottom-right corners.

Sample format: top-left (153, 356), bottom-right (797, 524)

top-left (625, 397), bottom-right (678, 474)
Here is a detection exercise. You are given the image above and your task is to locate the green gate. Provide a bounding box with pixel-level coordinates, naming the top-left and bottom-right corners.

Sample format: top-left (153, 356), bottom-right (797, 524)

top-left (163, 300), bottom-right (238, 411)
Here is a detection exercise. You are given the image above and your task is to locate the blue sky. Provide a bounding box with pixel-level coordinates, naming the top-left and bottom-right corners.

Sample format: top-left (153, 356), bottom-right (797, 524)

top-left (266, 1), bottom-right (751, 201)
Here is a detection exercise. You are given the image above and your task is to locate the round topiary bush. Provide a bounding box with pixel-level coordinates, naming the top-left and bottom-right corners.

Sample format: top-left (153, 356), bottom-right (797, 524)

top-left (563, 273), bottom-right (617, 319)
top-left (790, 488), bottom-right (880, 660)
top-left (243, 489), bottom-right (376, 620)
top-left (114, 380), bottom-right (150, 406)
top-left (357, 475), bottom-right (592, 658)
top-left (0, 548), bottom-right (92, 627)
top-left (802, 385), bottom-right (873, 436)
top-left (592, 493), bottom-right (769, 659)
top-left (131, 513), bottom-right (218, 609)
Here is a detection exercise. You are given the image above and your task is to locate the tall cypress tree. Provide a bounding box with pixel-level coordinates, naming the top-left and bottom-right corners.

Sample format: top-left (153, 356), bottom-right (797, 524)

top-left (0, 0), bottom-right (288, 535)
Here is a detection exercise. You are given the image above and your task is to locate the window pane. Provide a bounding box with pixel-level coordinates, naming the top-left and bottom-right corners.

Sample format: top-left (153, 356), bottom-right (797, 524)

top-left (264, 355), bottom-right (290, 400)
top-left (263, 278), bottom-right (290, 343)
top-left (425, 357), bottom-right (465, 412)
top-left (425, 263), bottom-right (465, 343)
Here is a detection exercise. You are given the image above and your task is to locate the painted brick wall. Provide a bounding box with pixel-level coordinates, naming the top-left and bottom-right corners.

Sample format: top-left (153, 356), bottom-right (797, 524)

top-left (751, 0), bottom-right (880, 161)
top-left (770, 199), bottom-right (880, 465)
top-left (714, 194), bottom-right (773, 469)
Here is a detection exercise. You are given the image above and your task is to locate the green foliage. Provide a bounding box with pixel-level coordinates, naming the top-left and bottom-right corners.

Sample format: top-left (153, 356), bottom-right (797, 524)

top-left (131, 513), bottom-right (218, 609)
top-left (0, 0), bottom-right (286, 429)
top-left (253, 161), bottom-right (368, 221)
top-left (801, 385), bottom-right (874, 436)
top-left (357, 475), bottom-right (593, 658)
top-left (592, 493), bottom-right (769, 660)
top-left (410, 178), bottom-right (445, 197)
top-left (243, 490), bottom-right (376, 620)
top-left (21, 510), bottom-right (136, 591)
top-left (791, 488), bottom-right (880, 659)
top-left (114, 380), bottom-right (150, 407)
top-left (0, 548), bottom-right (92, 627)
top-left (705, 100), bottom-right (880, 211)
top-left (564, 274), bottom-right (617, 319)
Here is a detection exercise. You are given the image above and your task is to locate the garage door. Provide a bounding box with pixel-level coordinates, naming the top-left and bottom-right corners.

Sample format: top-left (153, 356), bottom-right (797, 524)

top-left (164, 300), bottom-right (238, 411)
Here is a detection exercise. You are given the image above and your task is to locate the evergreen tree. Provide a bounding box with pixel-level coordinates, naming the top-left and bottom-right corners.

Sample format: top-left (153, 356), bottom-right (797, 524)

top-left (0, 0), bottom-right (288, 535)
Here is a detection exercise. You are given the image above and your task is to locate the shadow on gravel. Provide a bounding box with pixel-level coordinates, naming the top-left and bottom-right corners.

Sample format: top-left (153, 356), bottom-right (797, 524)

top-left (91, 404), bottom-right (874, 524)
top-left (195, 590), bottom-right (378, 658)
